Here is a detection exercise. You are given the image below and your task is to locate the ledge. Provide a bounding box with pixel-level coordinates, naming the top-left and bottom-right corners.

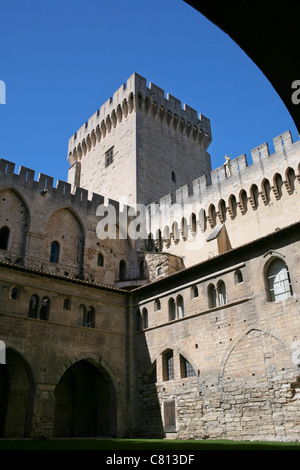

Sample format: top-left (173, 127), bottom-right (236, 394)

top-left (137, 297), bottom-right (251, 333)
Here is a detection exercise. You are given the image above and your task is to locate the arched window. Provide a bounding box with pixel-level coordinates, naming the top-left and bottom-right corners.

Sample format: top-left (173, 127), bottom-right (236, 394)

top-left (0, 226), bottom-right (9, 250)
top-left (168, 298), bottom-right (176, 321)
top-left (155, 229), bottom-right (163, 251)
top-left (217, 280), bottom-right (227, 306)
top-left (266, 258), bottom-right (293, 302)
top-left (97, 253), bottom-right (104, 267)
top-left (157, 266), bottom-right (163, 277)
top-left (234, 269), bottom-right (243, 284)
top-left (171, 222), bottom-right (179, 244)
top-left (286, 167), bottom-right (296, 193)
top-left (250, 184), bottom-right (259, 209)
top-left (208, 284), bottom-right (217, 308)
top-left (219, 199), bottom-right (227, 222)
top-left (191, 213), bottom-right (197, 233)
top-left (50, 241), bottom-right (60, 263)
top-left (10, 287), bottom-right (18, 300)
top-left (142, 307), bottom-right (148, 329)
top-left (191, 285), bottom-right (198, 298)
top-left (180, 355), bottom-right (197, 378)
top-left (39, 297), bottom-right (50, 320)
top-left (177, 295), bottom-right (184, 318)
top-left (181, 217), bottom-right (188, 240)
top-left (171, 171), bottom-right (176, 183)
top-left (208, 204), bottom-right (217, 228)
top-left (86, 306), bottom-right (95, 328)
top-left (154, 299), bottom-right (161, 311)
top-left (274, 174), bottom-right (283, 199)
top-left (262, 179), bottom-right (271, 204)
top-left (163, 350), bottom-right (174, 381)
top-left (119, 260), bottom-right (126, 280)
top-left (28, 295), bottom-right (39, 318)
top-left (63, 297), bottom-right (71, 310)
top-left (240, 190), bottom-right (248, 213)
top-left (228, 195), bottom-right (237, 218)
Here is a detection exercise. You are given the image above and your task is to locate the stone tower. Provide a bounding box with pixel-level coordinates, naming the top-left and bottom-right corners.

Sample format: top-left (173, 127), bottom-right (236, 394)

top-left (67, 73), bottom-right (212, 207)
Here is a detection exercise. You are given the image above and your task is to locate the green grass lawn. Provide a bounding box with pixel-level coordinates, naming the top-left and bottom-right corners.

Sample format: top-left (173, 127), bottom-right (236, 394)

top-left (0, 438), bottom-right (299, 450)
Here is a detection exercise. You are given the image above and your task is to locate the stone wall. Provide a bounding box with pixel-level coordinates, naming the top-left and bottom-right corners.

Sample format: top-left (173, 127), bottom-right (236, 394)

top-left (147, 130), bottom-right (300, 270)
top-left (133, 224), bottom-right (300, 441)
top-left (0, 264), bottom-right (130, 438)
top-left (67, 73), bottom-right (212, 207)
top-left (0, 159), bottom-right (138, 287)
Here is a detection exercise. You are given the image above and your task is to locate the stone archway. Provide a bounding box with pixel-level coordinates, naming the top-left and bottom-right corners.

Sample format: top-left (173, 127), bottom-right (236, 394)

top-left (219, 329), bottom-right (297, 440)
top-left (0, 348), bottom-right (35, 438)
top-left (53, 359), bottom-right (117, 438)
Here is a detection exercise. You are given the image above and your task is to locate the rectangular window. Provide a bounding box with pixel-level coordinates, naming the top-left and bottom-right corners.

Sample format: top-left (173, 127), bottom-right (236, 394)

top-left (105, 147), bottom-right (114, 168)
top-left (164, 401), bottom-right (176, 433)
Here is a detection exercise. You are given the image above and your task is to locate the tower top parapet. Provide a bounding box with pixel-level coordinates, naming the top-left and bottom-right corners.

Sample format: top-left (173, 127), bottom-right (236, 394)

top-left (67, 72), bottom-right (212, 163)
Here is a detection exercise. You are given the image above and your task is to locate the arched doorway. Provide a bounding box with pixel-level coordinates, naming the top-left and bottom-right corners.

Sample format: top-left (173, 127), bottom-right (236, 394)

top-left (53, 359), bottom-right (117, 438)
top-left (0, 348), bottom-right (34, 438)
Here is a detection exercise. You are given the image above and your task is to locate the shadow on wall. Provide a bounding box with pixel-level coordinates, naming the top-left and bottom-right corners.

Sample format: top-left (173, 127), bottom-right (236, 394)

top-left (0, 350), bottom-right (117, 438)
top-left (0, 348), bottom-right (35, 438)
top-left (132, 314), bottom-right (164, 438)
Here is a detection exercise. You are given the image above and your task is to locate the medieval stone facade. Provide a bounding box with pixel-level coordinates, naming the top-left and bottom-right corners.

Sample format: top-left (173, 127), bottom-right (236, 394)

top-left (0, 73), bottom-right (299, 441)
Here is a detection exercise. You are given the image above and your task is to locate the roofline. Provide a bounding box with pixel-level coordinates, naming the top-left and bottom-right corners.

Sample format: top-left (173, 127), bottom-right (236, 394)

top-left (1, 222), bottom-right (299, 297)
top-left (132, 221), bottom-right (300, 293)
top-left (0, 261), bottom-right (129, 295)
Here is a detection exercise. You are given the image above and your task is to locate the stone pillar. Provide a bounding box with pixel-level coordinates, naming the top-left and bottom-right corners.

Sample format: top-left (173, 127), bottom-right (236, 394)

top-left (30, 383), bottom-right (56, 438)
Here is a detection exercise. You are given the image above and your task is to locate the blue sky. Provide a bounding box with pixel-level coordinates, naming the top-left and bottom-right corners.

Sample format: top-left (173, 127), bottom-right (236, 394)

top-left (0, 0), bottom-right (298, 185)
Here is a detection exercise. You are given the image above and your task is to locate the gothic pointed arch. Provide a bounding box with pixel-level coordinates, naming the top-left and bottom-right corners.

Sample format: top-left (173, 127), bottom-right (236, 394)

top-left (53, 357), bottom-right (117, 438)
top-left (0, 187), bottom-right (30, 261)
top-left (43, 207), bottom-right (85, 277)
top-left (0, 348), bottom-right (35, 438)
top-left (219, 328), bottom-right (294, 388)
top-left (179, 351), bottom-right (197, 378)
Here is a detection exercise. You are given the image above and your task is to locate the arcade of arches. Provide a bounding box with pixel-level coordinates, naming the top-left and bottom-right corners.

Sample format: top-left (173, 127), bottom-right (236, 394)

top-left (0, 350), bottom-right (117, 438)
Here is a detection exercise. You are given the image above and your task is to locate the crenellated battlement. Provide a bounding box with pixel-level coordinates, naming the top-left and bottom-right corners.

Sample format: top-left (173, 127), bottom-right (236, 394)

top-left (1, 129), bottom-right (299, 228)
top-left (0, 158), bottom-right (130, 218)
top-left (1, 127), bottom-right (300, 285)
top-left (149, 130), bottom-right (300, 211)
top-left (67, 73), bottom-right (212, 164)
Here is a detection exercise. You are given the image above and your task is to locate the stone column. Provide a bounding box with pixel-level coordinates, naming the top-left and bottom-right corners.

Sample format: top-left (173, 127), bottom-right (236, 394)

top-left (30, 383), bottom-right (56, 438)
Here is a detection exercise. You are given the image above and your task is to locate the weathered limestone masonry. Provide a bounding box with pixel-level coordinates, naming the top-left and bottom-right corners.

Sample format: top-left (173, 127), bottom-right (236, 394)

top-left (67, 73), bottom-right (212, 206)
top-left (0, 158), bottom-right (139, 287)
top-left (0, 73), bottom-right (300, 441)
top-left (147, 130), bottom-right (300, 270)
top-left (0, 159), bottom-right (136, 438)
top-left (133, 223), bottom-right (300, 441)
top-left (0, 263), bottom-right (130, 438)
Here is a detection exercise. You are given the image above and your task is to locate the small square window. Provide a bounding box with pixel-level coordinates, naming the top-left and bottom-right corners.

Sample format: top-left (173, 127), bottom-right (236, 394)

top-left (105, 147), bottom-right (114, 168)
